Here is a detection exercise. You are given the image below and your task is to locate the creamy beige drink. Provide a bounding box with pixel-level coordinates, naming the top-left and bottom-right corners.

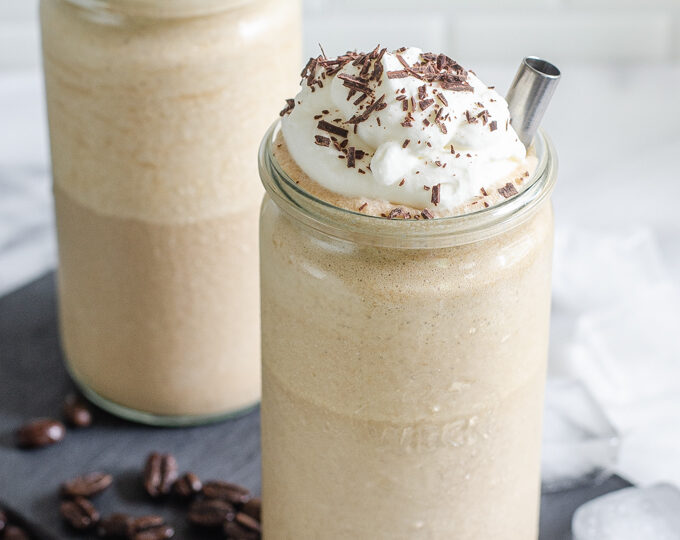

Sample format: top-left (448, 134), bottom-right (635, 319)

top-left (40, 0), bottom-right (300, 422)
top-left (260, 47), bottom-right (557, 538)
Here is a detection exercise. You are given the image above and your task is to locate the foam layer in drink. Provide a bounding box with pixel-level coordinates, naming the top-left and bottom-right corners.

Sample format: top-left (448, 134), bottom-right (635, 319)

top-left (43, 0), bottom-right (299, 224)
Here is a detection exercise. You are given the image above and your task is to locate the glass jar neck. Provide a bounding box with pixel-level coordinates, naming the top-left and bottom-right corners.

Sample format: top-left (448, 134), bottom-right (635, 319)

top-left (61, 0), bottom-right (257, 18)
top-left (259, 121), bottom-right (558, 249)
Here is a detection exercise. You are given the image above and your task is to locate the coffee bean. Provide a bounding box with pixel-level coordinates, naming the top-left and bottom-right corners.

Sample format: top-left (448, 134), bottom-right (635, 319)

top-left (16, 418), bottom-right (65, 449)
top-left (98, 513), bottom-right (134, 537)
top-left (202, 481), bottom-right (251, 505)
top-left (60, 496), bottom-right (100, 530)
top-left (223, 519), bottom-right (260, 540)
top-left (143, 453), bottom-right (178, 497)
top-left (172, 472), bottom-right (202, 499)
top-left (241, 498), bottom-right (261, 522)
top-left (0, 509), bottom-right (7, 533)
top-left (132, 524), bottom-right (175, 540)
top-left (187, 498), bottom-right (235, 527)
top-left (61, 472), bottom-right (113, 498)
top-left (131, 515), bottom-right (165, 532)
top-left (3, 525), bottom-right (31, 540)
top-left (235, 511), bottom-right (261, 533)
top-left (63, 394), bottom-right (93, 427)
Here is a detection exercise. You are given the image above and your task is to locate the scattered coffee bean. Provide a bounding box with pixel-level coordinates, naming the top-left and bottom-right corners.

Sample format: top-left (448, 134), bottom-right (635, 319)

top-left (16, 418), bottom-right (65, 449)
top-left (60, 496), bottom-right (100, 530)
top-left (241, 498), bottom-right (261, 522)
top-left (172, 472), bottom-right (202, 499)
top-left (97, 513), bottom-right (134, 538)
top-left (143, 453), bottom-right (178, 497)
top-left (202, 481), bottom-right (251, 505)
top-left (61, 472), bottom-right (113, 498)
top-left (0, 509), bottom-right (7, 533)
top-left (3, 524), bottom-right (31, 540)
top-left (132, 524), bottom-right (175, 540)
top-left (62, 394), bottom-right (93, 427)
top-left (223, 519), bottom-right (260, 540)
top-left (187, 498), bottom-right (236, 528)
top-left (235, 512), bottom-right (261, 533)
top-left (131, 515), bottom-right (165, 532)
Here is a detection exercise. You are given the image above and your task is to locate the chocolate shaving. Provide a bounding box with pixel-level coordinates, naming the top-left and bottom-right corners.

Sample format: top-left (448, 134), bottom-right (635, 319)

top-left (359, 202), bottom-right (368, 211)
top-left (480, 187), bottom-right (488, 196)
top-left (431, 183), bottom-right (441, 205)
top-left (279, 98), bottom-right (295, 116)
top-left (354, 93), bottom-right (368, 105)
top-left (402, 139), bottom-right (410, 148)
top-left (388, 207), bottom-right (410, 219)
top-left (338, 73), bottom-right (373, 95)
top-left (421, 208), bottom-right (434, 219)
top-left (347, 147), bottom-right (356, 168)
top-left (387, 70), bottom-right (409, 79)
top-left (440, 81), bottom-right (472, 92)
top-left (347, 94), bottom-right (386, 125)
top-left (465, 110), bottom-right (477, 124)
top-left (419, 99), bottom-right (434, 111)
top-left (489, 120), bottom-right (498, 131)
top-left (314, 135), bottom-right (330, 147)
top-left (437, 93), bottom-right (448, 107)
top-left (355, 149), bottom-right (366, 159)
top-left (317, 120), bottom-right (348, 138)
top-left (498, 182), bottom-right (518, 198)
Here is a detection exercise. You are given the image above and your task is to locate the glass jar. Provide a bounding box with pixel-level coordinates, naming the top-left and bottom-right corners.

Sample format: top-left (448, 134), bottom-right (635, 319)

top-left (40, 0), bottom-right (300, 425)
top-left (259, 121), bottom-right (558, 538)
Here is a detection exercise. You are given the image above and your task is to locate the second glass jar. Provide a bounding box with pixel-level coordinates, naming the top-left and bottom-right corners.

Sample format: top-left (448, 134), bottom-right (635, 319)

top-left (40, 0), bottom-right (301, 424)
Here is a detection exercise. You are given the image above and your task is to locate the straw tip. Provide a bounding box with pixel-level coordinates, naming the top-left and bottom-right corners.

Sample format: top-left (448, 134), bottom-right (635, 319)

top-left (523, 57), bottom-right (561, 79)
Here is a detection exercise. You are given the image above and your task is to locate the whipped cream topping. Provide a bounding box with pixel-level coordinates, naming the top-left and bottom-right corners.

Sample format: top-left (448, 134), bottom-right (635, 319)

top-left (280, 47), bottom-right (528, 216)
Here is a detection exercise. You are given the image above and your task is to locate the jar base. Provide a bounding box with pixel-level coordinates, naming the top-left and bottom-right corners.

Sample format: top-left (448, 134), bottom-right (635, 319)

top-left (67, 366), bottom-right (259, 427)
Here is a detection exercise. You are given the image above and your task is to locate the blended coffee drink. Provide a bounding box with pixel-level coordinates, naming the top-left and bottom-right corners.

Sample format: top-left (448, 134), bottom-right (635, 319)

top-left (40, 0), bottom-right (300, 423)
top-left (259, 47), bottom-right (557, 538)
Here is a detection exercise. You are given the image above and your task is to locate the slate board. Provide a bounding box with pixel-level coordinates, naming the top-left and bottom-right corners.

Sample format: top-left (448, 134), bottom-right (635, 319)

top-left (0, 273), bottom-right (631, 539)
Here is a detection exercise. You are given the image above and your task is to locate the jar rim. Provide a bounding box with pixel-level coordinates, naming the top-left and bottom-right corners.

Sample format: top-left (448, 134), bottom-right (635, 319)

top-left (259, 120), bottom-right (558, 248)
top-left (59, 0), bottom-right (254, 18)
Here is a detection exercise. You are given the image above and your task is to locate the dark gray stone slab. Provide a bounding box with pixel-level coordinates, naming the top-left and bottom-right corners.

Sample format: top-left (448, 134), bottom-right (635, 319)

top-left (0, 273), bottom-right (631, 539)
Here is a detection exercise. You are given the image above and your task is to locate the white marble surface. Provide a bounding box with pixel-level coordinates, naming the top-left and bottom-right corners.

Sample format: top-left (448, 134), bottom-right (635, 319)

top-left (1, 62), bottom-right (680, 489)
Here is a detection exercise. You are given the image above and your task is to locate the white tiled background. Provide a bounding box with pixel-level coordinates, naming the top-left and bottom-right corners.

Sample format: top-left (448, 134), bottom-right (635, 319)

top-left (2, 0), bottom-right (680, 70)
top-left (302, 0), bottom-right (680, 64)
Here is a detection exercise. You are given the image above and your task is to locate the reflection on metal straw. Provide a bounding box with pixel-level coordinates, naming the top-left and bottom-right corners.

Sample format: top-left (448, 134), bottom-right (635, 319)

top-left (506, 57), bottom-right (561, 147)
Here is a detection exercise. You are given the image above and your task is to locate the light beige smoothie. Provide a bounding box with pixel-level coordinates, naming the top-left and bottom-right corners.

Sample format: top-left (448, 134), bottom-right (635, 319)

top-left (260, 47), bottom-right (557, 538)
top-left (40, 0), bottom-right (300, 420)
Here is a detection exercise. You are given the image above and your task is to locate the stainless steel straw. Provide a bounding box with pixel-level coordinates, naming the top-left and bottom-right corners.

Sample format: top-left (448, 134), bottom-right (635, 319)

top-left (506, 57), bottom-right (561, 147)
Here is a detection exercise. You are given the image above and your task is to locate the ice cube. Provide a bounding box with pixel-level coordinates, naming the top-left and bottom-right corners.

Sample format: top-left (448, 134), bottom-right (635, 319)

top-left (572, 484), bottom-right (680, 540)
top-left (542, 378), bottom-right (619, 492)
